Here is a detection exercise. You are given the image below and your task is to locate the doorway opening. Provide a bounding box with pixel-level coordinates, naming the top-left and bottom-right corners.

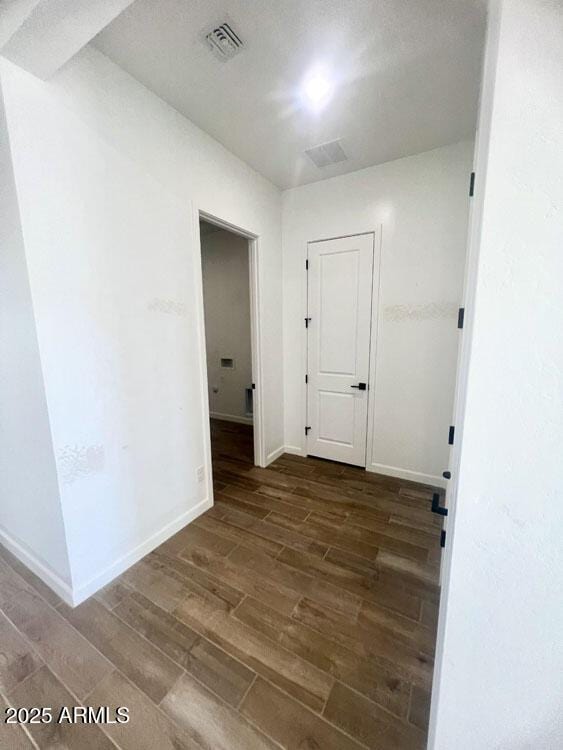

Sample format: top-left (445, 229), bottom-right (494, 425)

top-left (197, 212), bottom-right (264, 474)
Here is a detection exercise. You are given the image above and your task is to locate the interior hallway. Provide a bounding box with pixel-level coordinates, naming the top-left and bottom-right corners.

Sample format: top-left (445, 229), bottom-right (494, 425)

top-left (0, 420), bottom-right (441, 750)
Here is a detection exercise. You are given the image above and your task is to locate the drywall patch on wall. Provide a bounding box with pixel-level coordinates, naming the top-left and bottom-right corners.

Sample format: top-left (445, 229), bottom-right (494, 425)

top-left (58, 444), bottom-right (105, 484)
top-left (383, 302), bottom-right (458, 322)
top-left (147, 297), bottom-right (187, 316)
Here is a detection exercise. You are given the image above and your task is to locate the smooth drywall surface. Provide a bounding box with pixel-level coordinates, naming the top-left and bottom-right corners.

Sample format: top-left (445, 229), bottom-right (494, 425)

top-left (0, 45), bottom-right (282, 598)
top-left (282, 141), bottom-right (473, 484)
top-left (0, 80), bottom-right (71, 587)
top-left (431, 1), bottom-right (563, 747)
top-left (201, 227), bottom-right (252, 423)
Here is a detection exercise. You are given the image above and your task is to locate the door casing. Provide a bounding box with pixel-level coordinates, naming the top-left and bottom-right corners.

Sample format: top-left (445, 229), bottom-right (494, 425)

top-left (194, 208), bottom-right (266, 475)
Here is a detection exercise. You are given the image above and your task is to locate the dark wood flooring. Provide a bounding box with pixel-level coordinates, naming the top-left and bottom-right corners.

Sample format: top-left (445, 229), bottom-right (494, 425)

top-left (0, 419), bottom-right (441, 749)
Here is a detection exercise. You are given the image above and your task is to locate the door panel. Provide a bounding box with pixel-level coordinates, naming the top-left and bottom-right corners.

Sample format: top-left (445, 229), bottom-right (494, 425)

top-left (307, 234), bottom-right (374, 466)
top-left (318, 391), bottom-right (355, 445)
top-left (319, 250), bottom-right (359, 374)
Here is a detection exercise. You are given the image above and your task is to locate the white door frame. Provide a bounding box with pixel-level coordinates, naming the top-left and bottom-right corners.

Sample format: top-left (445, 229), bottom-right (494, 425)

top-left (303, 228), bottom-right (382, 467)
top-left (365, 226), bottom-right (383, 474)
top-left (193, 208), bottom-right (266, 469)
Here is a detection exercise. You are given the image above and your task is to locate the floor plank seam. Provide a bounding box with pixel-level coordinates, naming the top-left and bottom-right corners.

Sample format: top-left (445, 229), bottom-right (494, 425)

top-left (150, 611), bottom-right (351, 748)
top-left (236, 671), bottom-right (258, 710)
top-left (0, 561), bottom-right (121, 700)
top-left (108, 666), bottom-right (201, 750)
top-left (1, 687), bottom-right (44, 750)
top-left (1, 658), bottom-right (46, 702)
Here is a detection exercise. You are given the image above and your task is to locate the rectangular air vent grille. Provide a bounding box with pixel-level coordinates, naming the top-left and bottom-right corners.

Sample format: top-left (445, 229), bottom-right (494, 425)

top-left (304, 139), bottom-right (348, 168)
top-left (205, 23), bottom-right (244, 61)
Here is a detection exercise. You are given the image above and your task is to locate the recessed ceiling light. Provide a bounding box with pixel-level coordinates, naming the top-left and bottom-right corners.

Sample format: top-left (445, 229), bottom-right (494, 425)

top-left (301, 70), bottom-right (333, 111)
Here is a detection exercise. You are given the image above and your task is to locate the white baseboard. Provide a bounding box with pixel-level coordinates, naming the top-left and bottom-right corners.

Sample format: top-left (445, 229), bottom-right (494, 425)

top-left (265, 445), bottom-right (285, 466)
top-left (283, 445), bottom-right (307, 457)
top-left (71, 496), bottom-right (212, 606)
top-left (210, 412), bottom-right (253, 425)
top-left (368, 462), bottom-right (445, 488)
top-left (0, 526), bottom-right (74, 606)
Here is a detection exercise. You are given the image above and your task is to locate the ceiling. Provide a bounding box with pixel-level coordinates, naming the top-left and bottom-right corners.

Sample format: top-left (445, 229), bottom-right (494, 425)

top-left (94, 0), bottom-right (486, 189)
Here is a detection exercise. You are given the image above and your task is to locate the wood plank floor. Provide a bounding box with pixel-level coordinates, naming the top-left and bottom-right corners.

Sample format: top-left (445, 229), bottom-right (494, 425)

top-left (0, 419), bottom-right (442, 749)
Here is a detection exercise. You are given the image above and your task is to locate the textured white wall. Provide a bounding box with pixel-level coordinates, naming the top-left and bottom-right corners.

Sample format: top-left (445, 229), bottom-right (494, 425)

top-left (431, 1), bottom-right (563, 747)
top-left (201, 228), bottom-right (253, 423)
top-left (0, 45), bottom-right (282, 601)
top-left (282, 142), bottom-right (473, 484)
top-left (0, 79), bottom-right (71, 589)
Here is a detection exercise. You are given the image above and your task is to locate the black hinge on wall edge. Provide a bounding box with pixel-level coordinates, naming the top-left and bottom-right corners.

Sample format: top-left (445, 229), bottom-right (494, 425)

top-left (469, 171), bottom-right (475, 197)
top-left (305, 317), bottom-right (311, 328)
top-left (305, 259), bottom-right (309, 270)
top-left (305, 374), bottom-right (308, 384)
top-left (440, 529), bottom-right (446, 548)
top-left (305, 426), bottom-right (311, 435)
top-left (432, 492), bottom-right (448, 517)
top-left (251, 383), bottom-right (255, 390)
top-left (448, 425), bottom-right (455, 445)
top-left (457, 307), bottom-right (465, 329)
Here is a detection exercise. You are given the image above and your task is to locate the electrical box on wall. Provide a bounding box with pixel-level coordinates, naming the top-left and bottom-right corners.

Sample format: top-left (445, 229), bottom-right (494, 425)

top-left (220, 357), bottom-right (234, 369)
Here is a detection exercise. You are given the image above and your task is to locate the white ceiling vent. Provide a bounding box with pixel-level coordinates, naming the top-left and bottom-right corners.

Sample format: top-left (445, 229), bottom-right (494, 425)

top-left (205, 23), bottom-right (244, 61)
top-left (304, 139), bottom-right (348, 168)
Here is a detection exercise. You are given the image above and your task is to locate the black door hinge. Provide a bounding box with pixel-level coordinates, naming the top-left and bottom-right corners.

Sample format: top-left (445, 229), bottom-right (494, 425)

top-left (440, 529), bottom-right (446, 548)
top-left (251, 383), bottom-right (255, 390)
top-left (457, 307), bottom-right (465, 329)
top-left (448, 425), bottom-right (455, 445)
top-left (469, 171), bottom-right (475, 197)
top-left (305, 259), bottom-right (309, 270)
top-left (305, 426), bottom-right (311, 435)
top-left (305, 317), bottom-right (311, 328)
top-left (432, 492), bottom-right (448, 516)
top-left (305, 374), bottom-right (308, 384)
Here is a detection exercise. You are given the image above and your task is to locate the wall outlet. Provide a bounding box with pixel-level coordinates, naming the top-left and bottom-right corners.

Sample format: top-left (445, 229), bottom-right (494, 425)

top-left (196, 465), bottom-right (205, 483)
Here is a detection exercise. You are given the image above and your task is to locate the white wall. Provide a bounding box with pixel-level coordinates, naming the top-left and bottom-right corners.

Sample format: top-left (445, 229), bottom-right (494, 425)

top-left (282, 141), bottom-right (473, 485)
top-left (431, 0), bottom-right (563, 747)
top-left (0, 45), bottom-right (282, 602)
top-left (201, 227), bottom-right (253, 423)
top-left (0, 79), bottom-right (71, 589)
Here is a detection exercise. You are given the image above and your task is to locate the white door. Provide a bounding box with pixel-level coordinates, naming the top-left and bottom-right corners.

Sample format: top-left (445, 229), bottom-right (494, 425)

top-left (306, 234), bottom-right (374, 466)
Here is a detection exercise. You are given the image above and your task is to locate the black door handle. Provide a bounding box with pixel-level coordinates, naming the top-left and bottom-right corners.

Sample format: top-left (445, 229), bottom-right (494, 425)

top-left (350, 383), bottom-right (367, 390)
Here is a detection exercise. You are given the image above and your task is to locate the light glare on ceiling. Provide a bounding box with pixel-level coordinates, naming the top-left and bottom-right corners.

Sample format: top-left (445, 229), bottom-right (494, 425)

top-left (301, 70), bottom-right (333, 110)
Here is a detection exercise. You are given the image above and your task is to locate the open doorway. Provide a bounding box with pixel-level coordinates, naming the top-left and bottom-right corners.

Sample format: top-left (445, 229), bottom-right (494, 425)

top-left (198, 214), bottom-right (263, 472)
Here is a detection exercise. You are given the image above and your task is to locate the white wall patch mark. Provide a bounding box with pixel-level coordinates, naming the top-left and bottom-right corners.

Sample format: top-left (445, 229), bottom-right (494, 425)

top-left (383, 302), bottom-right (458, 322)
top-left (147, 298), bottom-right (187, 316)
top-left (58, 444), bottom-right (105, 485)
